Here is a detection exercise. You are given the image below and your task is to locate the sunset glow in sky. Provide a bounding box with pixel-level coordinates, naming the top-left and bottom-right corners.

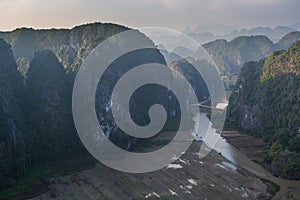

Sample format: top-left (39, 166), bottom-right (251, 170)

top-left (0, 0), bottom-right (299, 31)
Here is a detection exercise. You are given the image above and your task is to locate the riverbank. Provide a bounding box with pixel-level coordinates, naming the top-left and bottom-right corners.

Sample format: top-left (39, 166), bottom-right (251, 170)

top-left (220, 128), bottom-right (300, 200)
top-left (221, 129), bottom-right (267, 165)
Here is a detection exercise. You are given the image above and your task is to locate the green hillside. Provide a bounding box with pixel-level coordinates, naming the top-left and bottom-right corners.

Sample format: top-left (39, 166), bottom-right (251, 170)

top-left (226, 41), bottom-right (300, 179)
top-left (0, 23), bottom-right (129, 73)
top-left (203, 32), bottom-right (300, 75)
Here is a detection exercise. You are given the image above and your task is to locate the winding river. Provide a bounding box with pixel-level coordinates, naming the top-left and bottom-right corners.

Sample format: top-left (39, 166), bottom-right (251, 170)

top-left (197, 113), bottom-right (300, 200)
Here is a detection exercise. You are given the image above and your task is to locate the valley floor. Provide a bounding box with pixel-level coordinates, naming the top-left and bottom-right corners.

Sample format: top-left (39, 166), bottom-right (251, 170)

top-left (28, 142), bottom-right (273, 200)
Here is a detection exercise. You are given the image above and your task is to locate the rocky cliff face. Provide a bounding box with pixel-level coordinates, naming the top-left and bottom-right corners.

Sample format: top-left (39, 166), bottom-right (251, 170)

top-left (0, 23), bottom-right (211, 185)
top-left (227, 41), bottom-right (300, 179)
top-left (24, 50), bottom-right (81, 162)
top-left (168, 58), bottom-right (209, 102)
top-left (0, 39), bottom-right (27, 186)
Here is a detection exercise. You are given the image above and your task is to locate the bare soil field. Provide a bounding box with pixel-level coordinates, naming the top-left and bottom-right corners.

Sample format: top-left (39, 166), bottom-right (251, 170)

top-left (28, 142), bottom-right (273, 200)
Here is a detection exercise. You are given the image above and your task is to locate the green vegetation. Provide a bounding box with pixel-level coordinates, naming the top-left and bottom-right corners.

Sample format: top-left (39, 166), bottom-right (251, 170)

top-left (0, 165), bottom-right (56, 200)
top-left (277, 31), bottom-right (300, 50)
top-left (281, 189), bottom-right (300, 200)
top-left (0, 24), bottom-right (98, 193)
top-left (0, 23), bottom-right (131, 191)
top-left (0, 23), bottom-right (194, 198)
top-left (0, 39), bottom-right (27, 188)
top-left (226, 40), bottom-right (300, 179)
top-left (169, 58), bottom-right (209, 101)
top-left (0, 22), bottom-right (129, 72)
top-left (0, 153), bottom-right (97, 200)
top-left (2, 21), bottom-right (298, 197)
top-left (203, 32), bottom-right (300, 75)
top-left (0, 43), bottom-right (84, 197)
top-left (24, 50), bottom-right (83, 162)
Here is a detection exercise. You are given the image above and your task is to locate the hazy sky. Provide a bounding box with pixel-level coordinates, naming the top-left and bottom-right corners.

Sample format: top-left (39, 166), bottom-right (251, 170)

top-left (0, 0), bottom-right (299, 31)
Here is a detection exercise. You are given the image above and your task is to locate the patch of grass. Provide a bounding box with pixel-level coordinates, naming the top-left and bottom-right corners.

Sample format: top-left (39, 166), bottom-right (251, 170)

top-left (0, 153), bottom-right (97, 200)
top-left (281, 189), bottom-right (300, 200)
top-left (0, 165), bottom-right (56, 200)
top-left (260, 178), bottom-right (280, 196)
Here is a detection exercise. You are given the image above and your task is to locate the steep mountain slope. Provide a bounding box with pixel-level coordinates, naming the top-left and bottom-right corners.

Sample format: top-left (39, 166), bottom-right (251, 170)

top-left (0, 23), bottom-right (211, 153)
top-left (25, 50), bottom-right (81, 162)
top-left (0, 39), bottom-right (27, 187)
top-left (203, 35), bottom-right (275, 75)
top-left (203, 32), bottom-right (300, 75)
top-left (0, 23), bottom-right (129, 73)
top-left (0, 23), bottom-right (208, 191)
top-left (168, 58), bottom-right (209, 101)
top-left (2, 24), bottom-right (299, 78)
top-left (202, 39), bottom-right (241, 74)
top-left (277, 31), bottom-right (300, 50)
top-left (0, 23), bottom-right (131, 185)
top-left (226, 41), bottom-right (300, 179)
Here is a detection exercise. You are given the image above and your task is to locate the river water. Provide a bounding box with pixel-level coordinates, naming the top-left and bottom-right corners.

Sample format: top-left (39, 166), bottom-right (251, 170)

top-left (196, 113), bottom-right (300, 199)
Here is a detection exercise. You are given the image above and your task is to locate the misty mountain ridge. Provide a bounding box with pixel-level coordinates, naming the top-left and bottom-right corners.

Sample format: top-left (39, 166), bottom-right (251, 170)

top-left (202, 31), bottom-right (300, 75)
top-left (1, 23), bottom-right (300, 78)
top-left (184, 23), bottom-right (299, 44)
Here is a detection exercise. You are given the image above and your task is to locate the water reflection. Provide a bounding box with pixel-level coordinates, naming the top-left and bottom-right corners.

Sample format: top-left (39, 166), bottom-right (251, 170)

top-left (195, 113), bottom-right (300, 198)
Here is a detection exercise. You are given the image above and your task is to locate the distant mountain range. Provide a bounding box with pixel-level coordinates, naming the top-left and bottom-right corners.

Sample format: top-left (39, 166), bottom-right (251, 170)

top-left (203, 31), bottom-right (300, 75)
top-left (157, 31), bottom-right (300, 76)
top-left (184, 23), bottom-right (300, 44)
